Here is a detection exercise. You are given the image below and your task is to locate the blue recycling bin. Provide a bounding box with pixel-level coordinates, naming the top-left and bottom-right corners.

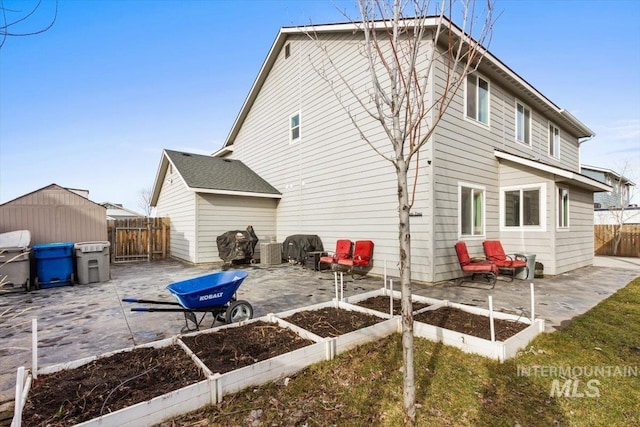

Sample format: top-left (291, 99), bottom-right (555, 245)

top-left (32, 242), bottom-right (74, 288)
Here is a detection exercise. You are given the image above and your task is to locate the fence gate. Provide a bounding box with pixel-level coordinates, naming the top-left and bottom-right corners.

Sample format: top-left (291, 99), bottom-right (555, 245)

top-left (108, 217), bottom-right (170, 263)
top-left (594, 224), bottom-right (640, 257)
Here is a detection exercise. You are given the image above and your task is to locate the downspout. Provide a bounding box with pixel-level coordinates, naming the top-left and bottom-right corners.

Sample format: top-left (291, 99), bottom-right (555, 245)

top-left (194, 192), bottom-right (199, 264)
top-left (577, 135), bottom-right (595, 168)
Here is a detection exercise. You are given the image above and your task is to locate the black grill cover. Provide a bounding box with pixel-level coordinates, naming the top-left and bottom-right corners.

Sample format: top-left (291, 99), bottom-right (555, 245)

top-left (282, 234), bottom-right (324, 263)
top-left (216, 225), bottom-right (259, 263)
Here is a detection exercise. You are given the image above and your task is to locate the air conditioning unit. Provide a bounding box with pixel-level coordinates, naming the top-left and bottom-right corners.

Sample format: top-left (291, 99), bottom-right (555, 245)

top-left (260, 243), bottom-right (282, 265)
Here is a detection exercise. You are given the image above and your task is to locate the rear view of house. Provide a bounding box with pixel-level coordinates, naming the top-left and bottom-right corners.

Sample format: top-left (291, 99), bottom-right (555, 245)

top-left (152, 18), bottom-right (608, 282)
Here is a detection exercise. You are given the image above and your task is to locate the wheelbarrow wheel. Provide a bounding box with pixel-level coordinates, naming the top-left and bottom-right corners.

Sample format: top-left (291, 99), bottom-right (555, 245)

top-left (225, 300), bottom-right (253, 323)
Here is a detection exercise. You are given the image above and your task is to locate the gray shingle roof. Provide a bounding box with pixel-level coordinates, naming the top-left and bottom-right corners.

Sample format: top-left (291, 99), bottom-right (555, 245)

top-left (165, 150), bottom-right (280, 196)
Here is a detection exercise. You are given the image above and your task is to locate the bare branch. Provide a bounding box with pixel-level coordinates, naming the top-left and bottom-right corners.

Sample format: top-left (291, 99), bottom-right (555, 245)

top-left (0, 0), bottom-right (58, 49)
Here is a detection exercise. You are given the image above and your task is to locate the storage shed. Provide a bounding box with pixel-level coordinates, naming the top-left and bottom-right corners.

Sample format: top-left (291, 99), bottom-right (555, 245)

top-left (0, 184), bottom-right (107, 244)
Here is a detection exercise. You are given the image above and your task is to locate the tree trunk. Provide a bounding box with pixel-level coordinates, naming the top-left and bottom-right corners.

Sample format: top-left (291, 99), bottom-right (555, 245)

top-left (396, 157), bottom-right (415, 425)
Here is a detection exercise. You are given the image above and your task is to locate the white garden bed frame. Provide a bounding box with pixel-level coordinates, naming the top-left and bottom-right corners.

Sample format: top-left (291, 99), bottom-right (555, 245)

top-left (178, 315), bottom-right (331, 403)
top-left (345, 287), bottom-right (545, 362)
top-left (274, 300), bottom-right (401, 357)
top-left (12, 283), bottom-right (543, 426)
top-left (12, 336), bottom-right (213, 427)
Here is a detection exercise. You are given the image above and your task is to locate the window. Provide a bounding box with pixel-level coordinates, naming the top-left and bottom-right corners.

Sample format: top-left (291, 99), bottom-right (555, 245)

top-left (466, 74), bottom-right (490, 125)
top-left (549, 123), bottom-right (560, 158)
top-left (459, 184), bottom-right (485, 237)
top-left (515, 101), bottom-right (531, 145)
top-left (501, 184), bottom-right (546, 230)
top-left (558, 187), bottom-right (569, 228)
top-left (289, 112), bottom-right (300, 143)
top-left (285, 43), bottom-right (290, 59)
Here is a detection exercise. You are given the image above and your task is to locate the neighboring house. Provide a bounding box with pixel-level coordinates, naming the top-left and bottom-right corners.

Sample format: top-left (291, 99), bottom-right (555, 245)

top-left (100, 202), bottom-right (145, 220)
top-left (152, 19), bottom-right (608, 281)
top-left (151, 150), bottom-right (281, 263)
top-left (580, 165), bottom-right (636, 209)
top-left (0, 183), bottom-right (107, 244)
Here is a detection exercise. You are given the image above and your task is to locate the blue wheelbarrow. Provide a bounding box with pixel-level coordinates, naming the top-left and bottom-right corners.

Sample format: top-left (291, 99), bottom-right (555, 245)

top-left (123, 270), bottom-right (253, 332)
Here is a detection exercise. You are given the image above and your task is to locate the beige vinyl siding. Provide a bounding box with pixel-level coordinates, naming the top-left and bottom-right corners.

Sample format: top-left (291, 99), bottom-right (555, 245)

top-left (495, 161), bottom-right (555, 272)
top-left (195, 194), bottom-right (277, 263)
top-left (432, 58), bottom-right (500, 281)
top-left (554, 186), bottom-right (595, 273)
top-left (229, 33), bottom-right (434, 281)
top-left (430, 43), bottom-right (591, 281)
top-left (0, 185), bottom-right (107, 244)
top-left (491, 88), bottom-right (581, 171)
top-left (155, 168), bottom-right (196, 263)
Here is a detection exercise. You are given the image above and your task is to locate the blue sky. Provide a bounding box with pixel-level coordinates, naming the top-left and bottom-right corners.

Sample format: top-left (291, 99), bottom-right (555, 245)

top-left (1, 0), bottom-right (639, 212)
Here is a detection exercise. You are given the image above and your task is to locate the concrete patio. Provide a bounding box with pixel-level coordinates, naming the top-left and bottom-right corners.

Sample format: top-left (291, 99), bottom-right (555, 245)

top-left (1, 256), bottom-right (638, 404)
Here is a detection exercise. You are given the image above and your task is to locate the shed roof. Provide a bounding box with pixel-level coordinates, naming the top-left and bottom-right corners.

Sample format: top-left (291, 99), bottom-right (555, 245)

top-left (0, 183), bottom-right (104, 208)
top-left (150, 150), bottom-right (281, 206)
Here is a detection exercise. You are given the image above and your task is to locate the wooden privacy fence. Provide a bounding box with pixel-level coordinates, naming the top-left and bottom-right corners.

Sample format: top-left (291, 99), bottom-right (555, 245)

top-left (107, 217), bottom-right (170, 263)
top-left (594, 224), bottom-right (640, 257)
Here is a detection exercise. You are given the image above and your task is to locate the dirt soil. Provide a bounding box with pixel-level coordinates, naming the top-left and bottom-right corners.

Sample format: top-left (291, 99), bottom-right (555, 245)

top-left (354, 295), bottom-right (430, 315)
top-left (414, 306), bottom-right (528, 341)
top-left (285, 307), bottom-right (384, 337)
top-left (180, 321), bottom-right (314, 374)
top-left (21, 345), bottom-right (204, 426)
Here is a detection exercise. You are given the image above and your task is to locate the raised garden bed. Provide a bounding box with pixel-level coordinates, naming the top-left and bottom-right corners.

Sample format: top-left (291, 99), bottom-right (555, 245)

top-left (11, 287), bottom-right (543, 425)
top-left (179, 316), bottom-right (331, 403)
top-left (275, 301), bottom-right (400, 358)
top-left (180, 320), bottom-right (314, 374)
top-left (412, 300), bottom-right (544, 362)
top-left (354, 295), bottom-right (431, 315)
top-left (284, 306), bottom-right (383, 337)
top-left (341, 287), bottom-right (544, 362)
top-left (18, 338), bottom-right (210, 427)
top-left (414, 306), bottom-right (528, 341)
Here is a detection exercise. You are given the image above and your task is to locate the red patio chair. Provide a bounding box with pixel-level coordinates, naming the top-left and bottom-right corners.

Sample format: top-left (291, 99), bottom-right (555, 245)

top-left (318, 239), bottom-right (353, 270)
top-left (337, 240), bottom-right (374, 278)
top-left (454, 242), bottom-right (498, 288)
top-left (482, 240), bottom-right (528, 281)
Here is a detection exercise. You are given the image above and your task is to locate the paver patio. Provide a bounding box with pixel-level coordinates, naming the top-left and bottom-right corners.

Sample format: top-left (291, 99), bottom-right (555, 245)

top-left (1, 256), bottom-right (638, 406)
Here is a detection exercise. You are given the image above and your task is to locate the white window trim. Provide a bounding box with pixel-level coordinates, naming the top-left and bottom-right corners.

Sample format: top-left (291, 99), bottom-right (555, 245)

top-left (464, 73), bottom-right (491, 128)
top-left (458, 181), bottom-right (486, 239)
top-left (515, 99), bottom-right (532, 146)
top-left (557, 186), bottom-right (570, 229)
top-left (548, 122), bottom-right (561, 159)
top-left (499, 183), bottom-right (547, 232)
top-left (289, 111), bottom-right (301, 144)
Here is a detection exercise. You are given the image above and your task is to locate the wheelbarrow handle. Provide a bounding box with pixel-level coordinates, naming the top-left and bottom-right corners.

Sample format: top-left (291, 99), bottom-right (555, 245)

top-left (122, 298), bottom-right (181, 306)
top-left (130, 307), bottom-right (189, 312)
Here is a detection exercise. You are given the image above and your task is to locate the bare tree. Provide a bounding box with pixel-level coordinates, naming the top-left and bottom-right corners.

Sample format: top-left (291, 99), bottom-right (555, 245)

top-left (0, 0), bottom-right (58, 49)
top-left (138, 187), bottom-right (154, 217)
top-left (609, 162), bottom-right (637, 255)
top-left (308, 0), bottom-right (494, 423)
